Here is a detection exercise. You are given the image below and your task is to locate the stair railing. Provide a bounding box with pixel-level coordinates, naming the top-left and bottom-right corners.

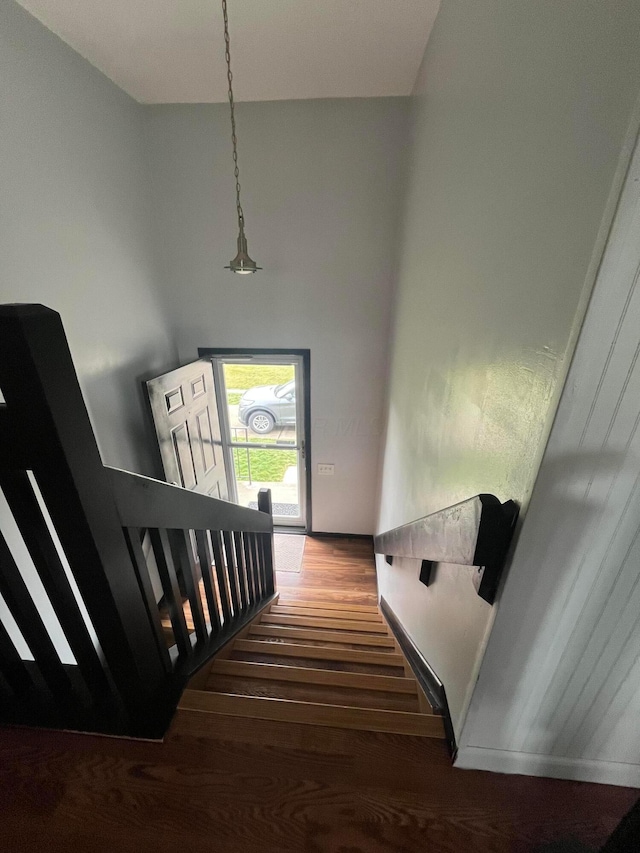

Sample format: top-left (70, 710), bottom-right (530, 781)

top-left (110, 467), bottom-right (275, 677)
top-left (374, 495), bottom-right (518, 604)
top-left (0, 304), bottom-right (276, 738)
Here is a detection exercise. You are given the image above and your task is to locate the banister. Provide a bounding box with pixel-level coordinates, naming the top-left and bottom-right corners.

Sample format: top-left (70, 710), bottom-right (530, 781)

top-left (0, 304), bottom-right (278, 738)
top-left (374, 494), bottom-right (518, 604)
top-left (107, 467), bottom-right (272, 533)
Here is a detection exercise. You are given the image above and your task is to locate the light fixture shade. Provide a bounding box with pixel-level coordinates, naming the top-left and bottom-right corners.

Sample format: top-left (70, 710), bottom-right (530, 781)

top-left (225, 229), bottom-right (261, 274)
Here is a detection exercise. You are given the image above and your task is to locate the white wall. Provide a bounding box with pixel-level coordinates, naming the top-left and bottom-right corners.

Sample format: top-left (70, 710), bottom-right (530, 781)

top-left (144, 98), bottom-right (409, 533)
top-left (376, 0), bottom-right (640, 737)
top-left (0, 0), bottom-right (177, 476)
top-left (457, 127), bottom-right (640, 788)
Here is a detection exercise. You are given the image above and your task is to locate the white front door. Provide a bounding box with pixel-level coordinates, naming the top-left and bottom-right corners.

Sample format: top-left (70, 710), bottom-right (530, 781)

top-left (145, 359), bottom-right (228, 499)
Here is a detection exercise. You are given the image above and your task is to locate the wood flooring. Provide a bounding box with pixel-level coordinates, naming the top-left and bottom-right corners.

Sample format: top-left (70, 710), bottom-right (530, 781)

top-left (0, 535), bottom-right (637, 852)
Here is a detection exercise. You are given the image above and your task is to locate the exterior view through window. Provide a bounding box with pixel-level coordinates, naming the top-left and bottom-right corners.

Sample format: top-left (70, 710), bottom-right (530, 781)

top-left (214, 357), bottom-right (306, 528)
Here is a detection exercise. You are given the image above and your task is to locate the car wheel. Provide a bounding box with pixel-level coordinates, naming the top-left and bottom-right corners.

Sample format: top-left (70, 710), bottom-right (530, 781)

top-left (249, 410), bottom-right (275, 435)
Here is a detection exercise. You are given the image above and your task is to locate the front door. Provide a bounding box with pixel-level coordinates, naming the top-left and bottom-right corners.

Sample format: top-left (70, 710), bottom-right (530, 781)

top-left (145, 360), bottom-right (228, 500)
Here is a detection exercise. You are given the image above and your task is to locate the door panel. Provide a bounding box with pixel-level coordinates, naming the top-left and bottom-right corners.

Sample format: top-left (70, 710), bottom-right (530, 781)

top-left (171, 423), bottom-right (197, 490)
top-left (146, 360), bottom-right (228, 500)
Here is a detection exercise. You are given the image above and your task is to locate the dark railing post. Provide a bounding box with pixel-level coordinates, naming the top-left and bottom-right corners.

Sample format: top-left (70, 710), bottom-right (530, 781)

top-left (257, 488), bottom-right (275, 596)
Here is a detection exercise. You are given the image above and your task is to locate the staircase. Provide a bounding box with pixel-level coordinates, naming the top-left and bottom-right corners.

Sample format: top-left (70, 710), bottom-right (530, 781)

top-left (180, 596), bottom-right (445, 739)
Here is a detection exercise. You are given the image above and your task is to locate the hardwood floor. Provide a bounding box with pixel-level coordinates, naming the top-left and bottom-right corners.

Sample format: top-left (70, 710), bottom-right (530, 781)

top-left (276, 534), bottom-right (379, 606)
top-left (0, 535), bottom-right (637, 852)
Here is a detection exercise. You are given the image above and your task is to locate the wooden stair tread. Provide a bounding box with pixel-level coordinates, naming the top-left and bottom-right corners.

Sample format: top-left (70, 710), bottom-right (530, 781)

top-left (276, 588), bottom-right (378, 607)
top-left (260, 613), bottom-right (389, 634)
top-left (270, 605), bottom-right (382, 622)
top-left (234, 639), bottom-right (403, 667)
top-left (248, 636), bottom-right (395, 653)
top-left (276, 600), bottom-right (379, 614)
top-left (232, 651), bottom-right (406, 677)
top-left (180, 689), bottom-right (444, 737)
top-left (250, 624), bottom-right (396, 648)
top-left (210, 659), bottom-right (418, 693)
top-left (205, 674), bottom-right (420, 712)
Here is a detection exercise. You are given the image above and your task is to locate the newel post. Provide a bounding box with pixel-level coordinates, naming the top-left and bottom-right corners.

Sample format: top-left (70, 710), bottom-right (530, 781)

top-left (257, 488), bottom-right (275, 596)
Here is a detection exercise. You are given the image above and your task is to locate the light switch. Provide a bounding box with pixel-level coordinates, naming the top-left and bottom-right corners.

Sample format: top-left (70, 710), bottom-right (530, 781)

top-left (317, 463), bottom-right (335, 475)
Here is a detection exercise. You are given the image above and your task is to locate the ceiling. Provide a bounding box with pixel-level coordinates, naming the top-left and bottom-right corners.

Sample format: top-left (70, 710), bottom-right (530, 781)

top-left (15, 0), bottom-right (440, 104)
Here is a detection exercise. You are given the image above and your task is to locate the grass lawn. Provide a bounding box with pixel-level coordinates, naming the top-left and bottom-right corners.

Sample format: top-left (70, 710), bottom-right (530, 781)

top-left (224, 363), bottom-right (297, 480)
top-left (223, 363), bottom-right (294, 391)
top-left (233, 448), bottom-right (297, 482)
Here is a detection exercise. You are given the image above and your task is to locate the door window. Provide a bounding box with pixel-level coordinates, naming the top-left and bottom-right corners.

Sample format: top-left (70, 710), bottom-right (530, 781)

top-left (214, 357), bottom-right (307, 529)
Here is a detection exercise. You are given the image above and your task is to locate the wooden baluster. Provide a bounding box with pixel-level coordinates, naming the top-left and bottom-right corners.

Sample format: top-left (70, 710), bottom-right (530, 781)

top-left (194, 530), bottom-right (221, 634)
top-left (0, 530), bottom-right (75, 708)
top-left (241, 532), bottom-right (256, 606)
top-left (249, 533), bottom-right (263, 601)
top-left (170, 529), bottom-right (208, 645)
top-left (233, 531), bottom-right (249, 609)
top-left (210, 531), bottom-right (232, 626)
top-left (123, 528), bottom-right (171, 673)
top-left (0, 670), bottom-right (16, 710)
top-left (222, 531), bottom-right (241, 617)
top-left (0, 470), bottom-right (113, 702)
top-left (243, 533), bottom-right (256, 601)
top-left (0, 618), bottom-right (33, 698)
top-left (256, 534), bottom-right (267, 598)
top-left (148, 529), bottom-right (190, 658)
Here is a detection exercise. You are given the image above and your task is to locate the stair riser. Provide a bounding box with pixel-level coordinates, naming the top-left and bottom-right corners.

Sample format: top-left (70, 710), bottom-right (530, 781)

top-left (260, 614), bottom-right (389, 634)
top-left (211, 660), bottom-right (418, 694)
top-left (234, 639), bottom-right (404, 667)
top-left (270, 606), bottom-right (383, 623)
top-left (250, 625), bottom-right (396, 648)
top-left (205, 676), bottom-right (420, 712)
top-left (276, 600), bottom-right (379, 614)
top-left (181, 690), bottom-right (445, 738)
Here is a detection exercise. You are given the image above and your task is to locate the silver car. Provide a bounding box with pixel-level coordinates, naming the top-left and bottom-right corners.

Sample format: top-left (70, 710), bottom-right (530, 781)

top-left (237, 380), bottom-right (296, 434)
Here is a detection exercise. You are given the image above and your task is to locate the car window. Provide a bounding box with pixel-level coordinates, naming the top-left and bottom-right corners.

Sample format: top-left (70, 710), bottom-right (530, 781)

top-left (275, 380), bottom-right (295, 399)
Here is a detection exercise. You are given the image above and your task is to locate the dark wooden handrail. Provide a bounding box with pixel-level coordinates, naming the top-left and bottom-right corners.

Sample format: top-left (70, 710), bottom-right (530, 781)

top-left (108, 467), bottom-right (272, 533)
top-left (374, 495), bottom-right (518, 604)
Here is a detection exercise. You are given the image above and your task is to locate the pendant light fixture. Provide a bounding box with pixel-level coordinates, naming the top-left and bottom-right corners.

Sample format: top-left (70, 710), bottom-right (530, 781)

top-left (221, 0), bottom-right (261, 274)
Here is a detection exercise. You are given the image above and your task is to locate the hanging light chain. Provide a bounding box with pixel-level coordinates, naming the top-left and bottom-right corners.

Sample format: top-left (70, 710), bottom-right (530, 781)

top-left (222, 0), bottom-right (244, 230)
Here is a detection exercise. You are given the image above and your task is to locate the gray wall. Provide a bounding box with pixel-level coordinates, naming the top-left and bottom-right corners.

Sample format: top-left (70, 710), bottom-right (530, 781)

top-left (0, 0), bottom-right (177, 476)
top-left (458, 133), bottom-right (640, 787)
top-left (376, 0), bottom-right (640, 736)
top-left (145, 98), bottom-right (409, 533)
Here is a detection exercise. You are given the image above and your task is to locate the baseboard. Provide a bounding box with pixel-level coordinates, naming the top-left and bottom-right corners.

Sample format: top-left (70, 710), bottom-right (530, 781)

top-left (455, 746), bottom-right (640, 788)
top-left (309, 532), bottom-right (373, 540)
top-left (380, 596), bottom-right (457, 758)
